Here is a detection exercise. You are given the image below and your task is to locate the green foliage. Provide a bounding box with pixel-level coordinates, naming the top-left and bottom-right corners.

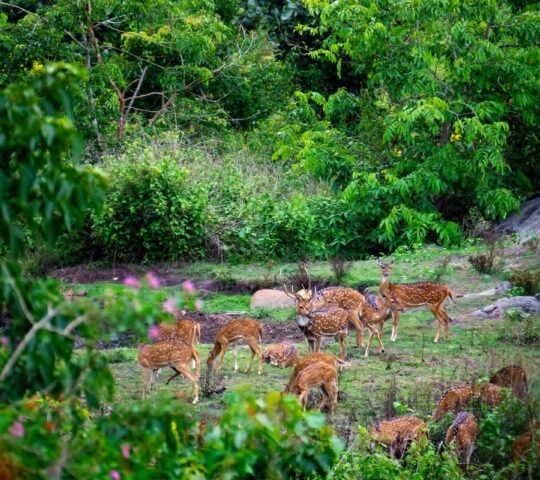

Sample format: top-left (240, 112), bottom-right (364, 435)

top-left (94, 148), bottom-right (208, 261)
top-left (508, 267), bottom-right (540, 296)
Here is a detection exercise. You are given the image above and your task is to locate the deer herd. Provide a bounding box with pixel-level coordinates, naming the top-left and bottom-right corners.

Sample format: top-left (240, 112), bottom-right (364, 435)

top-left (135, 259), bottom-right (538, 467)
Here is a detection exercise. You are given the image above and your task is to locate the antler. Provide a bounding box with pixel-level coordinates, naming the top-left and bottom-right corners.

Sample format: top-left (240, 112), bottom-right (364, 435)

top-left (282, 283), bottom-right (299, 301)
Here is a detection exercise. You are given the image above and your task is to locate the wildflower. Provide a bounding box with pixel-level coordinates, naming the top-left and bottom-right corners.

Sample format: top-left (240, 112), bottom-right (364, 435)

top-left (147, 325), bottom-right (160, 341)
top-left (110, 470), bottom-right (121, 480)
top-left (195, 299), bottom-right (203, 310)
top-left (121, 443), bottom-right (130, 459)
top-left (123, 276), bottom-right (140, 288)
top-left (146, 272), bottom-right (160, 289)
top-left (0, 336), bottom-right (9, 348)
top-left (182, 280), bottom-right (196, 294)
top-left (163, 298), bottom-right (176, 314)
top-left (9, 422), bottom-right (25, 438)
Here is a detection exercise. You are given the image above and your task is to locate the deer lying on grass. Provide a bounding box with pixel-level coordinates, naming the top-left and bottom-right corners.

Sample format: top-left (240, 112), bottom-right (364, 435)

top-left (286, 285), bottom-right (367, 347)
top-left (445, 412), bottom-right (478, 468)
top-left (284, 360), bottom-right (339, 415)
top-left (138, 338), bottom-right (199, 404)
top-left (207, 317), bottom-right (263, 375)
top-left (511, 420), bottom-right (540, 462)
top-left (370, 416), bottom-right (428, 459)
top-left (490, 365), bottom-right (528, 400)
top-left (263, 343), bottom-right (298, 368)
top-left (377, 259), bottom-right (455, 343)
top-left (357, 292), bottom-right (393, 357)
top-left (156, 319), bottom-right (201, 372)
top-left (432, 383), bottom-right (503, 422)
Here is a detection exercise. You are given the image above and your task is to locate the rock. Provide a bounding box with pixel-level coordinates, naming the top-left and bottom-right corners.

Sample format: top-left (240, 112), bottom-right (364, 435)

top-left (467, 296), bottom-right (540, 319)
top-left (250, 289), bottom-right (295, 309)
top-left (496, 195), bottom-right (540, 240)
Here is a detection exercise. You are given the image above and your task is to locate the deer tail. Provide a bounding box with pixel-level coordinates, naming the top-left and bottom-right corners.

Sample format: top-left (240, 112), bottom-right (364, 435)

top-left (258, 324), bottom-right (263, 344)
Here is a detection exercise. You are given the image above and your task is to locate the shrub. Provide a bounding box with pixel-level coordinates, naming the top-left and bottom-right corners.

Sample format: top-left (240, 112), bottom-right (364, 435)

top-left (330, 255), bottom-right (352, 283)
top-left (94, 150), bottom-right (208, 262)
top-left (508, 268), bottom-right (540, 296)
top-left (469, 234), bottom-right (502, 274)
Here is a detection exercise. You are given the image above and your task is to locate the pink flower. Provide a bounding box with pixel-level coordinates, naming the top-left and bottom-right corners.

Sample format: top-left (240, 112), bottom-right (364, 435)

top-left (110, 470), bottom-right (121, 480)
top-left (182, 280), bottom-right (196, 294)
top-left (0, 336), bottom-right (9, 348)
top-left (9, 421), bottom-right (24, 438)
top-left (146, 272), bottom-right (160, 289)
top-left (163, 298), bottom-right (176, 314)
top-left (147, 325), bottom-right (160, 341)
top-left (121, 443), bottom-right (130, 459)
top-left (123, 276), bottom-right (140, 288)
top-left (195, 299), bottom-right (203, 311)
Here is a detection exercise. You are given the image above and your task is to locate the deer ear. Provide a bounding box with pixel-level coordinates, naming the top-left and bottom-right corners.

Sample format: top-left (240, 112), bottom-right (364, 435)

top-left (376, 259), bottom-right (382, 266)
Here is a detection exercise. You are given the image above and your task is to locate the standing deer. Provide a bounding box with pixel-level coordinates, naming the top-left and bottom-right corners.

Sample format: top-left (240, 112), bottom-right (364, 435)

top-left (285, 352), bottom-right (349, 393)
top-left (445, 412), bottom-right (478, 468)
top-left (284, 361), bottom-right (339, 415)
top-left (377, 259), bottom-right (454, 343)
top-left (370, 416), bottom-right (428, 459)
top-left (490, 365), bottom-right (528, 400)
top-left (357, 292), bottom-right (393, 357)
top-left (511, 420), bottom-right (540, 463)
top-left (263, 343), bottom-right (298, 368)
top-left (286, 285), bottom-right (367, 347)
top-left (156, 319), bottom-right (201, 372)
top-left (138, 338), bottom-right (199, 404)
top-left (207, 317), bottom-right (263, 375)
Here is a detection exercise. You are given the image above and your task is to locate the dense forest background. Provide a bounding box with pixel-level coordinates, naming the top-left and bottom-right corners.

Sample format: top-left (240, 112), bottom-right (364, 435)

top-left (1, 0), bottom-right (539, 264)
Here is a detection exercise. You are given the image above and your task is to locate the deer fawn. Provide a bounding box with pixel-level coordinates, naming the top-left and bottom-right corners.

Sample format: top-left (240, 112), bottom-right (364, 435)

top-left (295, 286), bottom-right (367, 347)
top-left (432, 383), bottom-right (503, 422)
top-left (285, 352), bottom-right (349, 393)
top-left (138, 338), bottom-right (199, 404)
top-left (156, 319), bottom-right (201, 373)
top-left (370, 416), bottom-right (428, 459)
top-left (357, 292), bottom-right (393, 357)
top-left (445, 412), bottom-right (478, 468)
top-left (377, 259), bottom-right (454, 343)
top-left (263, 343), bottom-right (298, 368)
top-left (511, 420), bottom-right (540, 463)
top-left (490, 365), bottom-right (528, 400)
top-left (284, 361), bottom-right (339, 414)
top-left (207, 317), bottom-right (263, 375)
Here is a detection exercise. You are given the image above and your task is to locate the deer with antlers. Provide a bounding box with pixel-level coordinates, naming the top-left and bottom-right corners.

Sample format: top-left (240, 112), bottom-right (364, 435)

top-left (445, 412), bottom-right (478, 468)
top-left (207, 317), bottom-right (263, 375)
top-left (370, 416), bottom-right (428, 459)
top-left (284, 359), bottom-right (339, 415)
top-left (377, 259), bottom-right (455, 343)
top-left (285, 283), bottom-right (367, 348)
top-left (490, 365), bottom-right (528, 400)
top-left (263, 342), bottom-right (298, 368)
top-left (138, 338), bottom-right (199, 404)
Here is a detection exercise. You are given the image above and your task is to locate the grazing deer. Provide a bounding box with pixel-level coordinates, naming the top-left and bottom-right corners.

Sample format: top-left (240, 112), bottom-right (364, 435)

top-left (285, 352), bottom-right (349, 392)
top-left (284, 361), bottom-right (339, 414)
top-left (207, 317), bottom-right (263, 375)
top-left (156, 319), bottom-right (201, 372)
top-left (432, 383), bottom-right (503, 422)
top-left (263, 343), bottom-right (298, 368)
top-left (357, 292), bottom-right (393, 357)
top-left (138, 338), bottom-right (199, 404)
top-left (285, 285), bottom-right (366, 347)
top-left (370, 416), bottom-right (428, 459)
top-left (511, 420), bottom-right (540, 462)
top-left (296, 306), bottom-right (349, 360)
top-left (377, 259), bottom-right (454, 343)
top-left (490, 365), bottom-right (528, 400)
top-left (445, 412), bottom-right (478, 468)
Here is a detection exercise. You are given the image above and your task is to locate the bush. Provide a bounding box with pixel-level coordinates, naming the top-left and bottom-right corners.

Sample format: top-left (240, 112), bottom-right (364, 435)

top-left (94, 149), bottom-right (208, 262)
top-left (469, 234), bottom-right (502, 274)
top-left (508, 268), bottom-right (540, 296)
top-left (330, 255), bottom-right (352, 283)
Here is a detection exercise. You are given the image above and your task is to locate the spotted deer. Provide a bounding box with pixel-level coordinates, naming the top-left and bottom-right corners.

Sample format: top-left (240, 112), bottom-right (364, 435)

top-left (511, 420), bottom-right (540, 462)
top-left (432, 383), bottom-right (503, 422)
top-left (445, 412), bottom-right (478, 468)
top-left (377, 259), bottom-right (455, 343)
top-left (285, 352), bottom-right (349, 392)
top-left (156, 319), bottom-right (201, 372)
top-left (263, 343), bottom-right (298, 368)
top-left (207, 317), bottom-right (263, 375)
top-left (285, 286), bottom-right (366, 347)
top-left (284, 361), bottom-right (339, 414)
top-left (357, 292), bottom-right (393, 357)
top-left (138, 338), bottom-right (199, 404)
top-left (370, 416), bottom-right (428, 459)
top-left (490, 365), bottom-right (528, 400)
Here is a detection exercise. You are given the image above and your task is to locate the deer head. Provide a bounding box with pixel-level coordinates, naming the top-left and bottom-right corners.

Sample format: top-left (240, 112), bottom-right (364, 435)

top-left (377, 259), bottom-right (393, 279)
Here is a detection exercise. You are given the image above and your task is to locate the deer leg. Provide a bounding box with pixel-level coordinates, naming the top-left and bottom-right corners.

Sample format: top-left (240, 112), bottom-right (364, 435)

top-left (298, 390), bottom-right (309, 410)
top-left (172, 363), bottom-right (199, 405)
top-left (391, 310), bottom-right (400, 342)
top-left (430, 306), bottom-right (443, 343)
top-left (319, 386), bottom-right (329, 412)
top-left (364, 329), bottom-right (375, 358)
top-left (142, 367), bottom-right (151, 399)
top-left (349, 310), bottom-right (365, 348)
top-left (315, 337), bottom-right (322, 353)
top-left (149, 369), bottom-right (159, 396)
top-left (246, 338), bottom-right (263, 375)
top-left (218, 341), bottom-right (228, 372)
top-left (338, 333), bottom-right (346, 360)
top-left (192, 350), bottom-right (201, 377)
top-left (375, 327), bottom-right (385, 354)
top-left (245, 347), bottom-right (255, 374)
top-left (233, 344), bottom-right (239, 373)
